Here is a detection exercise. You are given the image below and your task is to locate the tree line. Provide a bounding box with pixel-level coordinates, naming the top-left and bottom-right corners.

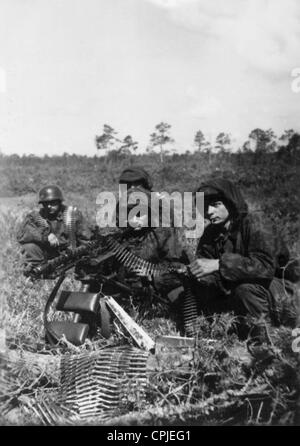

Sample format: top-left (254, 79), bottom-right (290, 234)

top-left (95, 123), bottom-right (300, 163)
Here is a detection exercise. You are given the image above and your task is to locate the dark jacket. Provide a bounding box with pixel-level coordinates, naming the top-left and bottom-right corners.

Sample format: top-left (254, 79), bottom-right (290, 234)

top-left (119, 226), bottom-right (191, 295)
top-left (197, 179), bottom-right (275, 289)
top-left (17, 204), bottom-right (91, 249)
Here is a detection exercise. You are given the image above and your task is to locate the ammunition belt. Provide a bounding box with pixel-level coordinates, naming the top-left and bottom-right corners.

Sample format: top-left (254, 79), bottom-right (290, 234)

top-left (63, 206), bottom-right (77, 250)
top-left (59, 346), bottom-right (149, 419)
top-left (182, 283), bottom-right (198, 337)
top-left (30, 346), bottom-right (149, 424)
top-left (106, 238), bottom-right (185, 278)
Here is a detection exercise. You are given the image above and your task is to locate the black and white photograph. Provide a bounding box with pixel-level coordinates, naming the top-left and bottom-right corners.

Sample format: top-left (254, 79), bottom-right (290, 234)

top-left (0, 0), bottom-right (300, 428)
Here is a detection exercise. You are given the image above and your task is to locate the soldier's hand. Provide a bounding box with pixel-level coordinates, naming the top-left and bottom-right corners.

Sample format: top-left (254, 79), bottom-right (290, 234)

top-left (48, 233), bottom-right (60, 247)
top-left (189, 258), bottom-right (219, 280)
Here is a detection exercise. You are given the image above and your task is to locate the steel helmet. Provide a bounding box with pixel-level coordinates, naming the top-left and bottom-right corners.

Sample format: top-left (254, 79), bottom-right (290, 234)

top-left (38, 185), bottom-right (64, 203)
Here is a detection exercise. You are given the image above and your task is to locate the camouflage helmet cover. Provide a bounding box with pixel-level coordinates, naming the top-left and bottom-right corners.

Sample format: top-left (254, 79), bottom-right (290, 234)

top-left (119, 167), bottom-right (153, 191)
top-left (38, 185), bottom-right (64, 203)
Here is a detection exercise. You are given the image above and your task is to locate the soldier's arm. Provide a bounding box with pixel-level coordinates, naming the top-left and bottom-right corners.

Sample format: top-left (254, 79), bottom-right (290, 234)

top-left (17, 212), bottom-right (50, 245)
top-left (152, 228), bottom-right (191, 293)
top-left (219, 219), bottom-right (275, 284)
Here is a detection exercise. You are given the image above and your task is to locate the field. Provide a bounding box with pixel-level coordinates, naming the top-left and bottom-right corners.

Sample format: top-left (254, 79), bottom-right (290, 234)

top-left (0, 150), bottom-right (300, 425)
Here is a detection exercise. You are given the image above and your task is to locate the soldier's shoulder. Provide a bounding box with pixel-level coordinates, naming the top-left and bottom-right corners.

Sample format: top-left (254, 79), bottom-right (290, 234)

top-left (23, 208), bottom-right (42, 220)
top-left (239, 214), bottom-right (277, 254)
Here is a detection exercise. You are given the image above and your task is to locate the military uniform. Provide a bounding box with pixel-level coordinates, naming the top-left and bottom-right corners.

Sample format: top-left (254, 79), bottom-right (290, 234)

top-left (17, 187), bottom-right (91, 268)
top-left (95, 181), bottom-right (191, 319)
top-left (187, 179), bottom-right (297, 334)
top-left (106, 226), bottom-right (189, 319)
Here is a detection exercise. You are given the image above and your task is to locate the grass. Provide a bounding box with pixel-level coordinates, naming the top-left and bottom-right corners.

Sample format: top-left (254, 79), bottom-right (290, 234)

top-left (0, 151), bottom-right (299, 425)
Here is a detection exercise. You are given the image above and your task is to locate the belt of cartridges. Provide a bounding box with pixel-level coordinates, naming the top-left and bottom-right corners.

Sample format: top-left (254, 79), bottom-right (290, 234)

top-left (106, 238), bottom-right (186, 278)
top-left (59, 346), bottom-right (149, 419)
top-left (106, 239), bottom-right (198, 336)
top-left (31, 346), bottom-right (149, 424)
top-left (182, 283), bottom-right (198, 337)
top-left (63, 205), bottom-right (78, 251)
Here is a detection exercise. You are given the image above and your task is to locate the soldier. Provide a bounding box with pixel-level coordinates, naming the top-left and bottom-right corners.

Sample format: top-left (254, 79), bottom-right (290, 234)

top-left (109, 185), bottom-right (192, 319)
top-left (17, 185), bottom-right (91, 274)
top-left (185, 178), bottom-right (290, 341)
top-left (118, 166), bottom-right (179, 228)
top-left (77, 166), bottom-right (189, 320)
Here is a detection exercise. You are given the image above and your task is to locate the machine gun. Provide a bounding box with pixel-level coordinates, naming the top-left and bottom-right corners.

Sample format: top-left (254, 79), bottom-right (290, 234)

top-left (31, 229), bottom-right (192, 282)
top-left (34, 230), bottom-right (195, 347)
top-left (30, 232), bottom-right (116, 279)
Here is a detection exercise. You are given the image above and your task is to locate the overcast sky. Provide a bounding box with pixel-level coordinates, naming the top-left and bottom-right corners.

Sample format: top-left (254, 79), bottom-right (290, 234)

top-left (0, 0), bottom-right (300, 155)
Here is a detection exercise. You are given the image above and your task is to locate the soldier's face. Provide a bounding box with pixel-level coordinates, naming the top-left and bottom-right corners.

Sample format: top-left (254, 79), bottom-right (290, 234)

top-left (206, 200), bottom-right (230, 225)
top-left (127, 209), bottom-right (149, 230)
top-left (43, 200), bottom-right (61, 216)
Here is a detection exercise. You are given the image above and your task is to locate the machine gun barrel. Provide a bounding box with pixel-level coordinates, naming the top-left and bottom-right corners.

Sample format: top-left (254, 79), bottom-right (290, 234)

top-left (31, 239), bottom-right (102, 278)
top-left (31, 229), bottom-right (191, 280)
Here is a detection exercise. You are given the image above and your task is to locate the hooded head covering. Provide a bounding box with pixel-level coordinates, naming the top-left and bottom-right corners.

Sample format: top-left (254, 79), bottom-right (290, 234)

top-left (119, 167), bottom-right (153, 191)
top-left (197, 178), bottom-right (248, 220)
